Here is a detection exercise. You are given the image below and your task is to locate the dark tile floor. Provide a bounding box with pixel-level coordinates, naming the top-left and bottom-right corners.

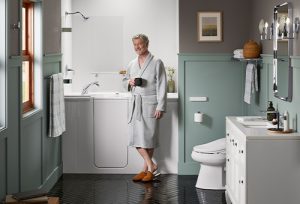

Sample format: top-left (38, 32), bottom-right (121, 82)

top-left (48, 174), bottom-right (226, 204)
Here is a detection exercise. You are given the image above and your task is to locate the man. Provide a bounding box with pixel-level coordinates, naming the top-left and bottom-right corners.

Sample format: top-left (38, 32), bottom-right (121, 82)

top-left (123, 34), bottom-right (167, 182)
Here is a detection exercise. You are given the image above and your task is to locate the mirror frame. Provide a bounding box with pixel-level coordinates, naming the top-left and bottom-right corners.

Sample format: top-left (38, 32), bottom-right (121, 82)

top-left (273, 2), bottom-right (293, 102)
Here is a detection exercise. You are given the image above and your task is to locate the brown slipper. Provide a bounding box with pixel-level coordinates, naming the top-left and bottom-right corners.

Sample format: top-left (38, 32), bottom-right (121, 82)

top-left (141, 171), bottom-right (154, 182)
top-left (132, 171), bottom-right (147, 182)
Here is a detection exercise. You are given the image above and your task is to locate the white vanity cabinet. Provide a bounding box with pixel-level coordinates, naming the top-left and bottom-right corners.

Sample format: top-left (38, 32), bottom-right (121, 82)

top-left (226, 120), bottom-right (246, 204)
top-left (226, 117), bottom-right (300, 204)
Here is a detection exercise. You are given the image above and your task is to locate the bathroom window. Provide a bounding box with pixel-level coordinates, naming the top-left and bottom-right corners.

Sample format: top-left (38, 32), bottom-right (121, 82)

top-left (22, 1), bottom-right (34, 113)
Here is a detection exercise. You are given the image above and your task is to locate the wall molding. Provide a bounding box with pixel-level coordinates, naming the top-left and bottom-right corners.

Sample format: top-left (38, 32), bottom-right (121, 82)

top-left (22, 110), bottom-right (43, 127)
top-left (8, 56), bottom-right (22, 67)
top-left (40, 164), bottom-right (62, 192)
top-left (261, 54), bottom-right (300, 69)
top-left (43, 53), bottom-right (62, 64)
top-left (291, 56), bottom-right (300, 68)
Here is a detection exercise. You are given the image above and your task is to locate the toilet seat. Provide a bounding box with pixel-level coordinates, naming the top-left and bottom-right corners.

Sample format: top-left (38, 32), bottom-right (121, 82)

top-left (193, 138), bottom-right (225, 154)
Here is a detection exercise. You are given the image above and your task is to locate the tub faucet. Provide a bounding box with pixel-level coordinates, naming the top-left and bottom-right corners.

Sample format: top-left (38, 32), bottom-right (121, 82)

top-left (81, 81), bottom-right (100, 95)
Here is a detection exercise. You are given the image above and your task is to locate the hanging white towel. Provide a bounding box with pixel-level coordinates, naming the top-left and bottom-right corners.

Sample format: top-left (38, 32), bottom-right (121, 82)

top-left (244, 63), bottom-right (259, 104)
top-left (49, 73), bottom-right (66, 137)
top-left (254, 65), bottom-right (258, 92)
top-left (244, 64), bottom-right (254, 104)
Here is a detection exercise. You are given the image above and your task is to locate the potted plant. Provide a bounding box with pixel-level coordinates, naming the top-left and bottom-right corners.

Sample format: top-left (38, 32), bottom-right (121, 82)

top-left (166, 66), bottom-right (176, 93)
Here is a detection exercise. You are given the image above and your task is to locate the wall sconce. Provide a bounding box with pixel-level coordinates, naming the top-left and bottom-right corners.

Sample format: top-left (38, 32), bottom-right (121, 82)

top-left (259, 17), bottom-right (299, 40)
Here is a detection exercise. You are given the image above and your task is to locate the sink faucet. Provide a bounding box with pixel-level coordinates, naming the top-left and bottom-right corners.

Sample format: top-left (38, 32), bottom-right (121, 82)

top-left (81, 81), bottom-right (100, 95)
top-left (262, 110), bottom-right (282, 129)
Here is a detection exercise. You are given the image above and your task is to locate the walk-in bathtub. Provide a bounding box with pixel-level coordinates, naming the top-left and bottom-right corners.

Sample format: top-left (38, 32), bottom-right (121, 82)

top-left (63, 92), bottom-right (178, 174)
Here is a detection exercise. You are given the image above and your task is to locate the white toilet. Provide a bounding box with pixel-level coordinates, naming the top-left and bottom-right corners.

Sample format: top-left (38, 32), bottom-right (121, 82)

top-left (191, 138), bottom-right (226, 190)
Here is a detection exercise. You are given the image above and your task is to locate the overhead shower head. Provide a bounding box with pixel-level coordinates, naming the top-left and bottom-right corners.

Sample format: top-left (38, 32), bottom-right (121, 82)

top-left (65, 11), bottom-right (89, 20)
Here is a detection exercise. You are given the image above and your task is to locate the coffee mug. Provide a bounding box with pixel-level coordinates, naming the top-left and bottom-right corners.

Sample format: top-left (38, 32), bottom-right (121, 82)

top-left (134, 78), bottom-right (143, 86)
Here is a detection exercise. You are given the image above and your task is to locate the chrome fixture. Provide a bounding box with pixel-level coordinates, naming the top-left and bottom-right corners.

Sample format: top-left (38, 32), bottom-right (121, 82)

top-left (65, 11), bottom-right (89, 20)
top-left (258, 11), bottom-right (299, 40)
top-left (81, 81), bottom-right (100, 95)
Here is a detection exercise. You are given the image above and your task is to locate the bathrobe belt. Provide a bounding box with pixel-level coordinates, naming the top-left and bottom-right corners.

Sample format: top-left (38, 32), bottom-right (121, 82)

top-left (128, 91), bottom-right (156, 123)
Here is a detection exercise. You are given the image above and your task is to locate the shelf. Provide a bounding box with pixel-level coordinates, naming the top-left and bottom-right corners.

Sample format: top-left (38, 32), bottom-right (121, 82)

top-left (232, 57), bottom-right (262, 62)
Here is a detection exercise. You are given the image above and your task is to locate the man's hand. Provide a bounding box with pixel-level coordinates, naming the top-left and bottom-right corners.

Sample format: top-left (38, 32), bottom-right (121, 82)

top-left (154, 110), bottom-right (163, 119)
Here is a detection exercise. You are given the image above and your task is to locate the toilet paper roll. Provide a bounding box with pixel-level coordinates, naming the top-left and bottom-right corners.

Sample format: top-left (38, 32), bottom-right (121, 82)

top-left (194, 112), bottom-right (203, 123)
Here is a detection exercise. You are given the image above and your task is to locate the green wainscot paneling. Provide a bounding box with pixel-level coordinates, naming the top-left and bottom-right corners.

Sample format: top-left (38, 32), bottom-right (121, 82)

top-left (178, 53), bottom-right (246, 175)
top-left (41, 54), bottom-right (63, 191)
top-left (0, 138), bottom-right (7, 199)
top-left (21, 115), bottom-right (43, 191)
top-left (19, 54), bottom-right (63, 193)
top-left (6, 59), bottom-right (21, 195)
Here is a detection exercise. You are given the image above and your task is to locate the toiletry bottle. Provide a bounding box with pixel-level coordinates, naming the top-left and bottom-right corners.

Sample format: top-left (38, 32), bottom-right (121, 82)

top-left (267, 101), bottom-right (276, 121)
top-left (283, 111), bottom-right (289, 132)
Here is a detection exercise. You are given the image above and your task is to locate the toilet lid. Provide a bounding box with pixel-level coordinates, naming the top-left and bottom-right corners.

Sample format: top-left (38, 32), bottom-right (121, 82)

top-left (193, 138), bottom-right (225, 153)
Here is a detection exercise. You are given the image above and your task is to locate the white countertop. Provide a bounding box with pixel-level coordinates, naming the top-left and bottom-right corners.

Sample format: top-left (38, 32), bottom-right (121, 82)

top-left (227, 116), bottom-right (300, 140)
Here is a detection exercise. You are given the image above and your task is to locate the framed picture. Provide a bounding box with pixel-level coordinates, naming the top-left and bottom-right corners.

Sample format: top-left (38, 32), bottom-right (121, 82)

top-left (197, 11), bottom-right (222, 42)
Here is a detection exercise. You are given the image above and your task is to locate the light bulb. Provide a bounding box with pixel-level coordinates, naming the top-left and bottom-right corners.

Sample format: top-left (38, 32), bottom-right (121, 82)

top-left (264, 22), bottom-right (269, 39)
top-left (286, 17), bottom-right (291, 37)
top-left (286, 17), bottom-right (290, 25)
top-left (265, 22), bottom-right (269, 28)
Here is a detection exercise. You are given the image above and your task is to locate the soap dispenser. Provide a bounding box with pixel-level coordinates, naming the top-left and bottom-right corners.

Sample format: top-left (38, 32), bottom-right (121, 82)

top-left (267, 101), bottom-right (276, 121)
top-left (283, 111), bottom-right (289, 132)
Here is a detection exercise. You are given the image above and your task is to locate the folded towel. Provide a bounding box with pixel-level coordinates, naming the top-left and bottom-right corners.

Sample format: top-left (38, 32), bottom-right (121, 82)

top-left (233, 49), bottom-right (243, 55)
top-left (244, 63), bottom-right (259, 104)
top-left (233, 54), bottom-right (244, 59)
top-left (49, 73), bottom-right (66, 137)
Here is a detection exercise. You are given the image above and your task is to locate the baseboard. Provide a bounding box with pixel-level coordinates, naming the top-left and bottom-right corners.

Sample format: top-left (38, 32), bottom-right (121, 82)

top-left (40, 164), bottom-right (63, 192)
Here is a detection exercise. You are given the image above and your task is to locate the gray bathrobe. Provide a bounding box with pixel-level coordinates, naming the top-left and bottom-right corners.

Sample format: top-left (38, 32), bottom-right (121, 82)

top-left (123, 53), bottom-right (167, 148)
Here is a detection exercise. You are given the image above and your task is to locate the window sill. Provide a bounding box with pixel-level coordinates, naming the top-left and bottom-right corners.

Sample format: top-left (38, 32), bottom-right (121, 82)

top-left (22, 108), bottom-right (42, 119)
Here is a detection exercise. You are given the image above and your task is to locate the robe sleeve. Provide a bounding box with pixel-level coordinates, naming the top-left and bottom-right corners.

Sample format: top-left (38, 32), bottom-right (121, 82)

top-left (155, 60), bottom-right (167, 112)
top-left (122, 63), bottom-right (131, 92)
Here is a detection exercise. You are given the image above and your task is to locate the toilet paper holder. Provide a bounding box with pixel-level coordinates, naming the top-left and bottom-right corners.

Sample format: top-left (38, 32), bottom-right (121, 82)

top-left (194, 112), bottom-right (203, 123)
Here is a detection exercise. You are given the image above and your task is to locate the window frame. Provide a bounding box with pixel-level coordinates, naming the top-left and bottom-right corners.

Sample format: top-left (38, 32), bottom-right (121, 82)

top-left (22, 1), bottom-right (34, 113)
top-left (0, 0), bottom-right (6, 130)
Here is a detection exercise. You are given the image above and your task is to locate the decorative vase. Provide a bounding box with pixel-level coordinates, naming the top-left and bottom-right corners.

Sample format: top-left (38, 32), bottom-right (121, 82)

top-left (243, 40), bottom-right (261, 58)
top-left (167, 79), bottom-right (175, 93)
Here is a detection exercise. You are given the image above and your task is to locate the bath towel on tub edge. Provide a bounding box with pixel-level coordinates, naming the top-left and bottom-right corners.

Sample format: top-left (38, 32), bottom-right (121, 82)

top-left (49, 73), bottom-right (66, 137)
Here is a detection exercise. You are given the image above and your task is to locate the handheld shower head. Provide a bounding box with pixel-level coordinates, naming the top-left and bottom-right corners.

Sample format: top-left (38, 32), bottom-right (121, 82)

top-left (65, 11), bottom-right (89, 20)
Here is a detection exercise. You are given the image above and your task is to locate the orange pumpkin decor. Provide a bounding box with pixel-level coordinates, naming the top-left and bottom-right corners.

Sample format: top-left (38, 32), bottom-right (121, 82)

top-left (243, 40), bottom-right (261, 58)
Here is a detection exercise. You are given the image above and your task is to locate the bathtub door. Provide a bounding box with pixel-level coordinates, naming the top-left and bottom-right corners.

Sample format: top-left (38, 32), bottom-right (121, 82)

top-left (94, 99), bottom-right (128, 168)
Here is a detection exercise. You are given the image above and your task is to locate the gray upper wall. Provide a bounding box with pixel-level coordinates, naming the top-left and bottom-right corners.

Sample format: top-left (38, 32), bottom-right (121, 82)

top-left (179, 0), bottom-right (252, 53)
top-left (249, 0), bottom-right (300, 55)
top-left (8, 0), bottom-right (19, 56)
top-left (7, 0), bottom-right (61, 55)
top-left (43, 0), bottom-right (61, 54)
top-left (179, 0), bottom-right (300, 55)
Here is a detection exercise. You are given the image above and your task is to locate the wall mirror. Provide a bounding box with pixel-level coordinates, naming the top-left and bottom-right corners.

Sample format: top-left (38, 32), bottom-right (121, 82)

top-left (273, 2), bottom-right (293, 101)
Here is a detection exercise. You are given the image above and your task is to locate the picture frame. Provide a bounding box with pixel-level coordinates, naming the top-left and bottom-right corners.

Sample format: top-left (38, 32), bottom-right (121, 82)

top-left (197, 11), bottom-right (223, 42)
